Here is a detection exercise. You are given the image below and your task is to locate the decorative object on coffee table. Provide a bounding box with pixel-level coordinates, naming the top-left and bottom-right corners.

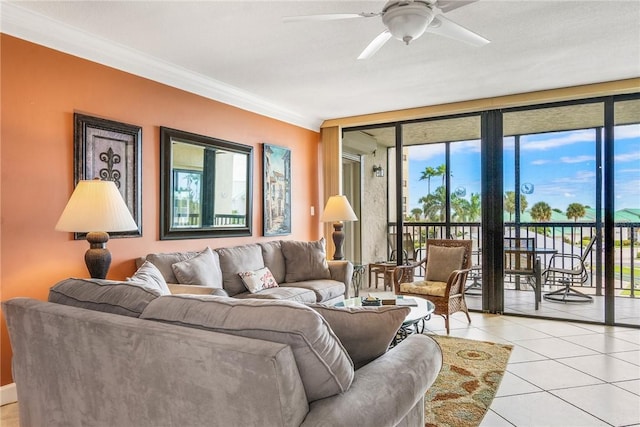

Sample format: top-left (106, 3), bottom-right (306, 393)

top-left (320, 195), bottom-right (358, 260)
top-left (56, 180), bottom-right (138, 279)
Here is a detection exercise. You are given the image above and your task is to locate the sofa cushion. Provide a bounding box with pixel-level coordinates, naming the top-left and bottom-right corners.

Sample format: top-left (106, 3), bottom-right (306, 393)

top-left (145, 251), bottom-right (199, 283)
top-left (259, 241), bottom-right (286, 284)
top-left (127, 261), bottom-right (171, 296)
top-left (48, 278), bottom-right (160, 317)
top-left (232, 287), bottom-right (316, 303)
top-left (238, 267), bottom-right (279, 293)
top-left (281, 238), bottom-right (331, 283)
top-left (425, 245), bottom-right (466, 282)
top-left (216, 244), bottom-right (265, 296)
top-left (282, 279), bottom-right (345, 303)
top-left (140, 295), bottom-right (354, 402)
top-left (171, 247), bottom-right (223, 288)
top-left (309, 304), bottom-right (410, 369)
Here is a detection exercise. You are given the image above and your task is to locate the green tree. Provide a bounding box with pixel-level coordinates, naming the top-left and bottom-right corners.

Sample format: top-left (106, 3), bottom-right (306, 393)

top-left (530, 201), bottom-right (552, 222)
top-left (566, 202), bottom-right (586, 244)
top-left (504, 191), bottom-right (528, 221)
top-left (566, 203), bottom-right (586, 222)
top-left (419, 186), bottom-right (446, 222)
top-left (419, 166), bottom-right (439, 195)
top-left (435, 164), bottom-right (446, 187)
top-left (410, 208), bottom-right (422, 221)
top-left (450, 193), bottom-right (481, 222)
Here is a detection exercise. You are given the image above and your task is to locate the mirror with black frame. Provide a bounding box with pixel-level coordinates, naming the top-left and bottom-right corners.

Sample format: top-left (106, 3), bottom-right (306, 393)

top-left (160, 127), bottom-right (253, 239)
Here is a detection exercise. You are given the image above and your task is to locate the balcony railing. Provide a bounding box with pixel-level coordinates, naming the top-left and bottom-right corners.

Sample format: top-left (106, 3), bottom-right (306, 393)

top-left (388, 221), bottom-right (639, 297)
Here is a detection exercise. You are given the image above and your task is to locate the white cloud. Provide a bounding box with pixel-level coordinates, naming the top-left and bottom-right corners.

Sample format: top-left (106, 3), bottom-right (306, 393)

top-left (560, 155), bottom-right (595, 164)
top-left (520, 130), bottom-right (595, 151)
top-left (615, 124), bottom-right (640, 140)
top-left (564, 192), bottom-right (576, 198)
top-left (614, 151), bottom-right (640, 162)
top-left (531, 159), bottom-right (549, 165)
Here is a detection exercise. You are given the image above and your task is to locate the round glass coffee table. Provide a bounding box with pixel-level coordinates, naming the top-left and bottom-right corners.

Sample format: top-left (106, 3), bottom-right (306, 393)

top-left (336, 296), bottom-right (435, 346)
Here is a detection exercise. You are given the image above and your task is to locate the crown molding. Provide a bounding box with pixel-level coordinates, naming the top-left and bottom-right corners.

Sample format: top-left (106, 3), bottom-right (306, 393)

top-left (0, 2), bottom-right (321, 131)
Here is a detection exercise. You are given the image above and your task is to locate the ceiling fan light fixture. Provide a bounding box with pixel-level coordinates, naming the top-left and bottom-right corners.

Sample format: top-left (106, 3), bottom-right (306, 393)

top-left (382, 2), bottom-right (435, 45)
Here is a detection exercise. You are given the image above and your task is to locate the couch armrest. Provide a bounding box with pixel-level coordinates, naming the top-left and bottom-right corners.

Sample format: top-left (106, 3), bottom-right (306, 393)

top-left (167, 283), bottom-right (228, 297)
top-left (301, 334), bottom-right (442, 427)
top-left (328, 261), bottom-right (353, 297)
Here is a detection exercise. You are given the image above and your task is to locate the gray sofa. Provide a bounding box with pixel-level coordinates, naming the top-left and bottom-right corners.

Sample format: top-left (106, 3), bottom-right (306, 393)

top-left (137, 239), bottom-right (352, 304)
top-left (3, 277), bottom-right (443, 427)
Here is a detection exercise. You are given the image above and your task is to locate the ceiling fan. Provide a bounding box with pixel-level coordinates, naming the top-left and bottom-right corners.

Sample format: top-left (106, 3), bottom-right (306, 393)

top-left (283, 0), bottom-right (489, 59)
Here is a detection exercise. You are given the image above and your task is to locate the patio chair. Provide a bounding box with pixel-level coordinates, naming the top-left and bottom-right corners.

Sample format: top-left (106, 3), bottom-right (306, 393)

top-left (393, 239), bottom-right (472, 334)
top-left (542, 236), bottom-right (596, 303)
top-left (388, 232), bottom-right (416, 264)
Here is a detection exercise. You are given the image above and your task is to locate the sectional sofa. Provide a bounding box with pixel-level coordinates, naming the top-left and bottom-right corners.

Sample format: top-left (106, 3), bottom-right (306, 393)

top-left (136, 239), bottom-right (352, 304)
top-left (3, 275), bottom-right (443, 426)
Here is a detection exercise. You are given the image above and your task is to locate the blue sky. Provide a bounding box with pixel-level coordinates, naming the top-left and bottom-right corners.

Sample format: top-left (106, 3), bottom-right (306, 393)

top-left (405, 124), bottom-right (640, 213)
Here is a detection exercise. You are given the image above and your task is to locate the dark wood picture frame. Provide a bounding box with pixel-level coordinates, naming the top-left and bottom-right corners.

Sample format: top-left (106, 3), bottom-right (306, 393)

top-left (159, 126), bottom-right (253, 240)
top-left (263, 143), bottom-right (291, 236)
top-left (74, 113), bottom-right (142, 238)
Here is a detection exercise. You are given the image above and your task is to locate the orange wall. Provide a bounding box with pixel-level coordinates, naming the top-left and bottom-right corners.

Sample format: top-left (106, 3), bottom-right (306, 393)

top-left (0, 35), bottom-right (322, 386)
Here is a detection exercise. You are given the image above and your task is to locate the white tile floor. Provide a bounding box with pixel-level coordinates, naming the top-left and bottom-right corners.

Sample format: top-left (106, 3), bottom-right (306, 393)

top-left (424, 311), bottom-right (640, 427)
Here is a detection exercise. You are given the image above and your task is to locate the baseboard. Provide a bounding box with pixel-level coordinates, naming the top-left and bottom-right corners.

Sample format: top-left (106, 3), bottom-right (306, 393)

top-left (0, 383), bottom-right (17, 406)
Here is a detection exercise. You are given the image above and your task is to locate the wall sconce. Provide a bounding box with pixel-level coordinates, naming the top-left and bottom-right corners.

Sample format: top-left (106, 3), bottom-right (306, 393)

top-left (373, 165), bottom-right (385, 177)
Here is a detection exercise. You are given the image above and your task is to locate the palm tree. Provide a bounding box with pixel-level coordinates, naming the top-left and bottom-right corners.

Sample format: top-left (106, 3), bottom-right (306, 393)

top-left (504, 191), bottom-right (528, 221)
top-left (566, 203), bottom-right (586, 222)
top-left (419, 186), bottom-right (446, 222)
top-left (410, 208), bottom-right (422, 221)
top-left (419, 166), bottom-right (439, 195)
top-left (566, 202), bottom-right (586, 244)
top-left (435, 164), bottom-right (446, 188)
top-left (466, 193), bottom-right (481, 222)
top-left (530, 201), bottom-right (552, 222)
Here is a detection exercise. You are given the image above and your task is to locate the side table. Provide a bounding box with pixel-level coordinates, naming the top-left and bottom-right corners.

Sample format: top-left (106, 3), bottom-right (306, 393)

top-left (351, 264), bottom-right (366, 297)
top-left (368, 261), bottom-right (396, 291)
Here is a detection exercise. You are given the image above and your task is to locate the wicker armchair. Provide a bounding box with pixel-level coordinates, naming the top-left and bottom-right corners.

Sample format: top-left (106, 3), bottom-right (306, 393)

top-left (393, 239), bottom-right (473, 334)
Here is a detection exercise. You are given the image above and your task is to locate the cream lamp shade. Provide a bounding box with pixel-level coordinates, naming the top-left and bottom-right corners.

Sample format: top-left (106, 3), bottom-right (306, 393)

top-left (56, 179), bottom-right (137, 279)
top-left (321, 195), bottom-right (358, 260)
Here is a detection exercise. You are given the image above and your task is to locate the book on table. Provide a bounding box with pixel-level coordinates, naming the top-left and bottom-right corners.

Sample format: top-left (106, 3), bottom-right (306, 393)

top-left (395, 297), bottom-right (417, 307)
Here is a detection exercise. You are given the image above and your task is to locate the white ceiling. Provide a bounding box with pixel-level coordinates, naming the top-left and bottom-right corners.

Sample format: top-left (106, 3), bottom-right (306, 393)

top-left (2, 1), bottom-right (639, 130)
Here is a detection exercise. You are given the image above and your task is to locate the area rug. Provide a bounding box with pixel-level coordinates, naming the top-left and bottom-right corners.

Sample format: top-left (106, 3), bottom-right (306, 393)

top-left (424, 335), bottom-right (513, 427)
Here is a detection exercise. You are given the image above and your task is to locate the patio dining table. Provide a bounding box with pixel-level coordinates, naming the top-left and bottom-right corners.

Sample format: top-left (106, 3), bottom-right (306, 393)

top-left (504, 245), bottom-right (557, 310)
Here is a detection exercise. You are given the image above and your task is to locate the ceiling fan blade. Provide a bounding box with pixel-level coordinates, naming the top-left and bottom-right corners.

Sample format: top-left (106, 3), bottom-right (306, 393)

top-left (436, 0), bottom-right (479, 14)
top-left (426, 15), bottom-right (489, 46)
top-left (358, 30), bottom-right (392, 60)
top-left (283, 12), bottom-right (379, 23)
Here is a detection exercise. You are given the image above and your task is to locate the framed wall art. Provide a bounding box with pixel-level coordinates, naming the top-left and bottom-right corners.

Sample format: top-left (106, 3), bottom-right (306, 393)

top-left (262, 143), bottom-right (291, 236)
top-left (74, 113), bottom-right (142, 238)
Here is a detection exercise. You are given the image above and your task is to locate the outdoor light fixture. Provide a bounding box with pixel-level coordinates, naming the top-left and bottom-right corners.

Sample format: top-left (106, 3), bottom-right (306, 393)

top-left (55, 179), bottom-right (138, 279)
top-left (320, 195), bottom-right (358, 260)
top-left (373, 165), bottom-right (385, 177)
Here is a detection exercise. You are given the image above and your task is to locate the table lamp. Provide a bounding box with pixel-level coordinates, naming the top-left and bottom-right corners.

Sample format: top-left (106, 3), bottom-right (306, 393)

top-left (55, 179), bottom-right (138, 279)
top-left (321, 195), bottom-right (358, 260)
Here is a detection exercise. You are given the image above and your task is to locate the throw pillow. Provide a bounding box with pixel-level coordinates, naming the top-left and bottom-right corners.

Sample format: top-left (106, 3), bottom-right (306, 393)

top-left (281, 238), bottom-right (331, 283)
top-left (49, 278), bottom-right (161, 317)
top-left (128, 261), bottom-right (171, 296)
top-left (425, 245), bottom-right (466, 283)
top-left (145, 251), bottom-right (199, 283)
top-left (309, 304), bottom-right (410, 369)
top-left (140, 295), bottom-right (354, 402)
top-left (216, 244), bottom-right (265, 296)
top-left (238, 267), bottom-right (279, 293)
top-left (259, 240), bottom-right (286, 284)
top-left (171, 247), bottom-right (223, 288)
